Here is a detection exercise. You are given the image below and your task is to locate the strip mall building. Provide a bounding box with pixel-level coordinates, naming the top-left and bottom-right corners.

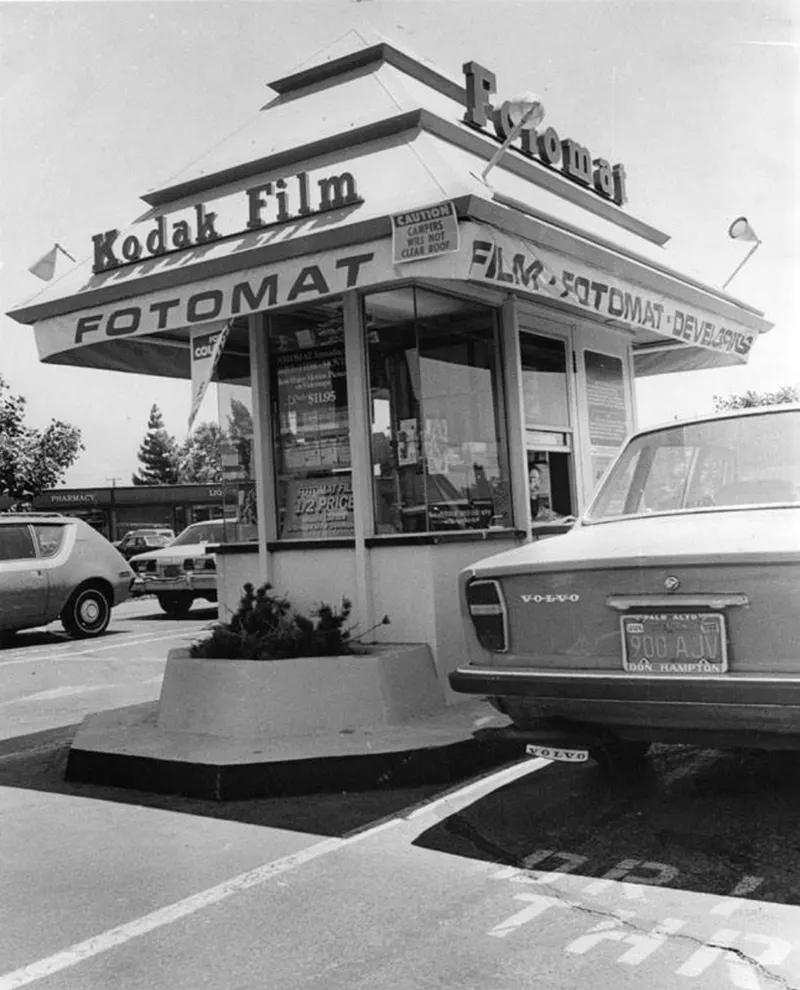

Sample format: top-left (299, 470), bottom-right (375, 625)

top-left (9, 35), bottom-right (771, 698)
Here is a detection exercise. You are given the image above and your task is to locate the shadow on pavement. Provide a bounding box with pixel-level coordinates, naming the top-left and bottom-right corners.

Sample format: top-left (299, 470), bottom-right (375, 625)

top-left (129, 605), bottom-right (219, 623)
top-left (412, 743), bottom-right (800, 906)
top-left (0, 724), bottom-right (445, 838)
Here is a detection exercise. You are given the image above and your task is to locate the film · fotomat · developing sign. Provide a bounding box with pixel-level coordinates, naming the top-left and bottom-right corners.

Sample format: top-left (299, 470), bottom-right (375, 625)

top-left (468, 230), bottom-right (757, 360)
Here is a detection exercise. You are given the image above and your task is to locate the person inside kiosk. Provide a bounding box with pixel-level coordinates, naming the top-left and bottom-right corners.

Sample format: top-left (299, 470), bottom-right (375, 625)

top-left (528, 454), bottom-right (575, 528)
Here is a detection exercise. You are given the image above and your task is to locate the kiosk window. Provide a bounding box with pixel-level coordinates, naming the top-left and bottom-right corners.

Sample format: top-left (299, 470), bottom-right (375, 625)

top-left (366, 287), bottom-right (511, 534)
top-left (520, 331), bottom-right (575, 523)
top-left (268, 304), bottom-right (353, 540)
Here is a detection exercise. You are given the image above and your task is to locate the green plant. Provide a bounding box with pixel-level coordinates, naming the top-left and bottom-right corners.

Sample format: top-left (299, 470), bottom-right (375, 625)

top-left (190, 582), bottom-right (388, 661)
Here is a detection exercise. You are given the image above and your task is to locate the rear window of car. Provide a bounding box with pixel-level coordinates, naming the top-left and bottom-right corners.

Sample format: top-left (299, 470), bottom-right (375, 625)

top-left (587, 409), bottom-right (800, 521)
top-left (170, 520), bottom-right (257, 547)
top-left (0, 524), bottom-right (37, 561)
top-left (33, 524), bottom-right (66, 557)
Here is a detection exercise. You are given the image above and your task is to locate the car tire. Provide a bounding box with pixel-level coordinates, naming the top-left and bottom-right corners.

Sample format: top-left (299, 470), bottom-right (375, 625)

top-left (590, 739), bottom-right (652, 774)
top-left (62, 586), bottom-right (112, 639)
top-left (157, 592), bottom-right (195, 618)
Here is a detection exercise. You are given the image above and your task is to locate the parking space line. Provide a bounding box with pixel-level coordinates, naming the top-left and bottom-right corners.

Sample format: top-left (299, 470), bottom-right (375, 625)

top-left (0, 631), bottom-right (198, 667)
top-left (0, 676), bottom-right (164, 707)
top-left (0, 759), bottom-right (549, 989)
top-left (0, 820), bottom-right (398, 990)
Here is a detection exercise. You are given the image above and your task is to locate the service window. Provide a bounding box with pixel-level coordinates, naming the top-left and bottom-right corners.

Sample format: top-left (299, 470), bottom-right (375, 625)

top-left (366, 287), bottom-right (511, 534)
top-left (519, 331), bottom-right (575, 524)
top-left (0, 525), bottom-right (37, 561)
top-left (269, 302), bottom-right (353, 540)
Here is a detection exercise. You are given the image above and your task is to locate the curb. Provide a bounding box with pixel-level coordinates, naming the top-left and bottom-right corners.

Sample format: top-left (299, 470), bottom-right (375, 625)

top-left (65, 736), bottom-right (525, 801)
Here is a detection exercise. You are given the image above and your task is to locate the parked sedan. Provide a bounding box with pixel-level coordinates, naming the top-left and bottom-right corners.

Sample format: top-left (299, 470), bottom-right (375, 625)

top-left (0, 514), bottom-right (134, 639)
top-left (114, 528), bottom-right (175, 561)
top-left (450, 406), bottom-right (800, 768)
top-left (129, 517), bottom-right (257, 616)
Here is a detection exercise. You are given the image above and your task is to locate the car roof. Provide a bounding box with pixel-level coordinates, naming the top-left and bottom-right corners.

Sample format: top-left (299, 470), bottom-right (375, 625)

top-left (632, 403), bottom-right (799, 438)
top-left (0, 513), bottom-right (72, 523)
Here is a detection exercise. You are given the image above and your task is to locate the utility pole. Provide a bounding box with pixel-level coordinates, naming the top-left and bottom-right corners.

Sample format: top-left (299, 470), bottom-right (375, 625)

top-left (105, 478), bottom-right (121, 540)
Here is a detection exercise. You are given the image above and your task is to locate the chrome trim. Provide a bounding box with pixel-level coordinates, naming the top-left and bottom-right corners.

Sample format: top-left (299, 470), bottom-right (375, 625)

top-left (453, 665), bottom-right (800, 685)
top-left (606, 593), bottom-right (749, 611)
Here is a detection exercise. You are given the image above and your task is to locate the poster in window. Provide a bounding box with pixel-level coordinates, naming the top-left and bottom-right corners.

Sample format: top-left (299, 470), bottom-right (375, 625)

top-left (397, 418), bottom-right (418, 466)
top-left (280, 476), bottom-right (354, 539)
top-left (275, 325), bottom-right (350, 472)
top-left (584, 351), bottom-right (628, 448)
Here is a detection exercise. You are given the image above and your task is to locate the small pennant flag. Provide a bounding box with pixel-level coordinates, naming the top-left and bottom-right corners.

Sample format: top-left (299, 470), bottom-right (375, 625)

top-left (27, 243), bottom-right (76, 281)
top-left (188, 321), bottom-right (231, 431)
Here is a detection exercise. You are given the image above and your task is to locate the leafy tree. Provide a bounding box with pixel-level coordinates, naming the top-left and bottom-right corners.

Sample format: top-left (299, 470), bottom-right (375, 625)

top-left (131, 404), bottom-right (178, 485)
top-left (177, 421), bottom-right (223, 483)
top-left (227, 398), bottom-right (254, 477)
top-left (0, 373), bottom-right (84, 503)
top-left (713, 385), bottom-right (799, 412)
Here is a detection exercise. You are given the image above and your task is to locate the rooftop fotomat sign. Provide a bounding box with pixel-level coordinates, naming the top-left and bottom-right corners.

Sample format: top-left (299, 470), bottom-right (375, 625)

top-left (463, 61), bottom-right (628, 207)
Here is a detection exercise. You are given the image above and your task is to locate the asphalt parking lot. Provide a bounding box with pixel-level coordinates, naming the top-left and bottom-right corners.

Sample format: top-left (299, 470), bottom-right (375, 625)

top-left (1, 599), bottom-right (799, 990)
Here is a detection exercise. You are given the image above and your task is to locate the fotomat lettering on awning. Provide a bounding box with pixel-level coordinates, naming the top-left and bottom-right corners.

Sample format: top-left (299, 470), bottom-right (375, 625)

top-left (467, 228), bottom-right (757, 360)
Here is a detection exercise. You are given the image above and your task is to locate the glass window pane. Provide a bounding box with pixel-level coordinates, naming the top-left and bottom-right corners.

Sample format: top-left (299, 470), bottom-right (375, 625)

top-left (520, 332), bottom-right (569, 430)
top-left (366, 287), bottom-right (511, 534)
top-left (0, 525), bottom-right (36, 561)
top-left (584, 351), bottom-right (628, 448)
top-left (588, 409), bottom-right (800, 520)
top-left (270, 304), bottom-right (353, 539)
top-left (33, 524), bottom-right (65, 557)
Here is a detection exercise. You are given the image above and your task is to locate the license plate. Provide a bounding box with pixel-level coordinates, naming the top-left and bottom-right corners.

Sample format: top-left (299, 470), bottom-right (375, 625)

top-left (526, 744), bottom-right (589, 763)
top-left (621, 612), bottom-right (727, 674)
top-left (162, 565), bottom-right (182, 578)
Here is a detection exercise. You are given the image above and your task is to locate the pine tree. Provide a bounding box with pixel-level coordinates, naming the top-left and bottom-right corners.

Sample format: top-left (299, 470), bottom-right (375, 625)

top-left (131, 404), bottom-right (178, 485)
top-left (177, 421), bottom-right (223, 483)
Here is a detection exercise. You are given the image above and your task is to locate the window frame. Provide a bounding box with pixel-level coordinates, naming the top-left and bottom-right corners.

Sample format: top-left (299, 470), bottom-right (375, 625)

top-left (363, 284), bottom-right (513, 537)
top-left (0, 523), bottom-right (38, 562)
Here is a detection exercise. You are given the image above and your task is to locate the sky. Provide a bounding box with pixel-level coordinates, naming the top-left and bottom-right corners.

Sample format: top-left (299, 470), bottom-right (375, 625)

top-left (0, 0), bottom-right (797, 488)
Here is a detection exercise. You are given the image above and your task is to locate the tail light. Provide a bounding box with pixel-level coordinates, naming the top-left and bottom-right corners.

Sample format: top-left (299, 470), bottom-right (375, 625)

top-left (466, 579), bottom-right (508, 652)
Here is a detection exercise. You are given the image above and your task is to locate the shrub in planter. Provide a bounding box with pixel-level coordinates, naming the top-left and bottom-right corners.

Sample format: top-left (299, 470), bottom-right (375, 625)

top-left (190, 582), bottom-right (387, 661)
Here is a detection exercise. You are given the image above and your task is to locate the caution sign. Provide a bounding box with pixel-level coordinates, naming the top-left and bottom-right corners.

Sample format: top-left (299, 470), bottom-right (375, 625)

top-left (392, 202), bottom-right (459, 264)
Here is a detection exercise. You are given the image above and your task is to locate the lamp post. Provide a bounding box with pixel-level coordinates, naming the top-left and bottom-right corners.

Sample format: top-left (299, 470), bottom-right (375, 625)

top-left (722, 216), bottom-right (762, 290)
top-left (480, 92), bottom-right (546, 183)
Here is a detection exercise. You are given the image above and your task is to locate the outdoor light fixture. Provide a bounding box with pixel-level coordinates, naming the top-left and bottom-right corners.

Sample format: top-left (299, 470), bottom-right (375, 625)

top-left (480, 92), bottom-right (545, 182)
top-left (722, 216), bottom-right (762, 290)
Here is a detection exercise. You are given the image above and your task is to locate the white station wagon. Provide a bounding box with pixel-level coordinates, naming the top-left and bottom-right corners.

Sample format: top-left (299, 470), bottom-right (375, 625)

top-left (450, 406), bottom-right (800, 769)
top-left (129, 517), bottom-right (257, 616)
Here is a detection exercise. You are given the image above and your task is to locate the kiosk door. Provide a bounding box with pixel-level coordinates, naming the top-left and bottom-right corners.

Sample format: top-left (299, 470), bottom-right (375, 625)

top-left (573, 326), bottom-right (635, 505)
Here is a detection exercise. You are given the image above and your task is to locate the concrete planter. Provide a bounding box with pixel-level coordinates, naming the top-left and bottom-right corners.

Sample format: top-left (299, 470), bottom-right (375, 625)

top-left (157, 644), bottom-right (445, 740)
